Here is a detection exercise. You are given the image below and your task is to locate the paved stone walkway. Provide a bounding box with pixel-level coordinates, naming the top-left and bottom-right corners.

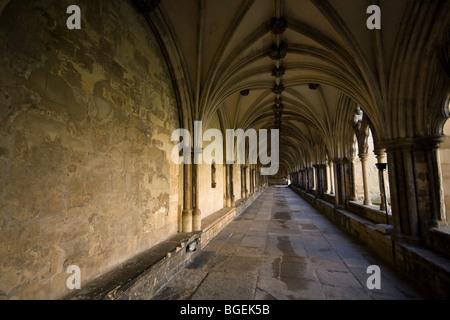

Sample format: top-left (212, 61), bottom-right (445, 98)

top-left (153, 186), bottom-right (427, 300)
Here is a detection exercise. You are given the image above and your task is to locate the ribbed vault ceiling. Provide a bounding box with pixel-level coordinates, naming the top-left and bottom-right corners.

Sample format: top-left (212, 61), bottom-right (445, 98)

top-left (153, 0), bottom-right (427, 176)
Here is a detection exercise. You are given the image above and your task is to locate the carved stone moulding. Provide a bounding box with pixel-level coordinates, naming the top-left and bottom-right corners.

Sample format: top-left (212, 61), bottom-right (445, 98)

top-left (274, 119), bottom-right (282, 129)
top-left (240, 89), bottom-right (250, 96)
top-left (273, 103), bottom-right (284, 111)
top-left (272, 83), bottom-right (285, 95)
top-left (270, 17), bottom-right (287, 35)
top-left (308, 83), bottom-right (320, 90)
top-left (272, 66), bottom-right (286, 78)
top-left (273, 109), bottom-right (283, 118)
top-left (269, 42), bottom-right (288, 60)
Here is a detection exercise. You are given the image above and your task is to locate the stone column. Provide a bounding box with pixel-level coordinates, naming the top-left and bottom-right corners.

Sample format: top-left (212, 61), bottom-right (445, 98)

top-left (314, 164), bottom-right (323, 198)
top-left (248, 165), bottom-right (252, 193)
top-left (301, 170), bottom-right (305, 189)
top-left (182, 163), bottom-right (193, 232)
top-left (225, 163), bottom-right (231, 207)
top-left (241, 165), bottom-right (245, 198)
top-left (305, 168), bottom-right (310, 192)
top-left (192, 162), bottom-right (202, 231)
top-left (347, 157), bottom-right (358, 201)
top-left (329, 161), bottom-right (334, 194)
top-left (385, 136), bottom-right (448, 244)
top-left (333, 159), bottom-right (346, 208)
top-left (359, 153), bottom-right (372, 205)
top-left (375, 149), bottom-right (388, 211)
top-left (314, 165), bottom-right (319, 195)
top-left (230, 164), bottom-right (235, 207)
top-left (251, 168), bottom-right (255, 194)
top-left (322, 165), bottom-right (327, 194)
top-left (303, 169), bottom-right (307, 190)
top-left (244, 166), bottom-right (248, 198)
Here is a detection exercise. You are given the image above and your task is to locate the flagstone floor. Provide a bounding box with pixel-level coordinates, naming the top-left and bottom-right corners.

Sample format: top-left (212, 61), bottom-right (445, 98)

top-left (153, 186), bottom-right (428, 300)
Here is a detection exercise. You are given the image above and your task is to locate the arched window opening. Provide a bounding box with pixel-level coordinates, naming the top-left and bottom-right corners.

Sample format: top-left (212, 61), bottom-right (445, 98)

top-left (356, 128), bottom-right (391, 211)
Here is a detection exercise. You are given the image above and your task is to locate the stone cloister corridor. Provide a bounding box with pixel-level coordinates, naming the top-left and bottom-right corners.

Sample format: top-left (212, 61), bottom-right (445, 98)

top-left (153, 186), bottom-right (426, 300)
top-left (0, 0), bottom-right (450, 302)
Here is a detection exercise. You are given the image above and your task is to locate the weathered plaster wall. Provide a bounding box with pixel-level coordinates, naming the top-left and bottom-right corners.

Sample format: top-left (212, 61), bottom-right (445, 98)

top-left (0, 0), bottom-right (180, 299)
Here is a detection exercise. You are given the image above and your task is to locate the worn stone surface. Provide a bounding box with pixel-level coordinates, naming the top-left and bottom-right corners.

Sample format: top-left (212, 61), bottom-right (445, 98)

top-left (152, 187), bottom-right (427, 300)
top-left (0, 0), bottom-right (180, 299)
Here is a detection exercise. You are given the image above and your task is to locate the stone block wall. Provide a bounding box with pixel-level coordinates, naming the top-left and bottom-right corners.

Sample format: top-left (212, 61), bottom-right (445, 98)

top-left (0, 0), bottom-right (180, 299)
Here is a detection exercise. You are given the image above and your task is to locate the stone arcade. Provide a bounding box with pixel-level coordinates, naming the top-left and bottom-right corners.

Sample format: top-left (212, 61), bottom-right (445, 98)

top-left (0, 0), bottom-right (449, 300)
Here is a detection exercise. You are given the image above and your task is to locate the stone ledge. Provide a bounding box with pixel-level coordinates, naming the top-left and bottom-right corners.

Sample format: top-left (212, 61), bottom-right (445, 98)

top-left (322, 192), bottom-right (335, 204)
top-left (289, 185), bottom-right (450, 299)
top-left (425, 227), bottom-right (450, 260)
top-left (63, 232), bottom-right (201, 300)
top-left (201, 207), bottom-right (236, 248)
top-left (394, 241), bottom-right (450, 299)
top-left (348, 200), bottom-right (391, 225)
top-left (376, 224), bottom-right (393, 235)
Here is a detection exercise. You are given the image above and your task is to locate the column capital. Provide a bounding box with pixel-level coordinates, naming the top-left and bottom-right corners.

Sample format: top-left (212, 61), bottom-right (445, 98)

top-left (358, 153), bottom-right (369, 161)
top-left (374, 148), bottom-right (387, 162)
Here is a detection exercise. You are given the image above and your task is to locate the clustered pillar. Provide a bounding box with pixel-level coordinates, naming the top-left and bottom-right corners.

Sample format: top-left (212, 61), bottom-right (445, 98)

top-left (225, 164), bottom-right (235, 208)
top-left (385, 137), bottom-right (448, 244)
top-left (288, 134), bottom-right (448, 250)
